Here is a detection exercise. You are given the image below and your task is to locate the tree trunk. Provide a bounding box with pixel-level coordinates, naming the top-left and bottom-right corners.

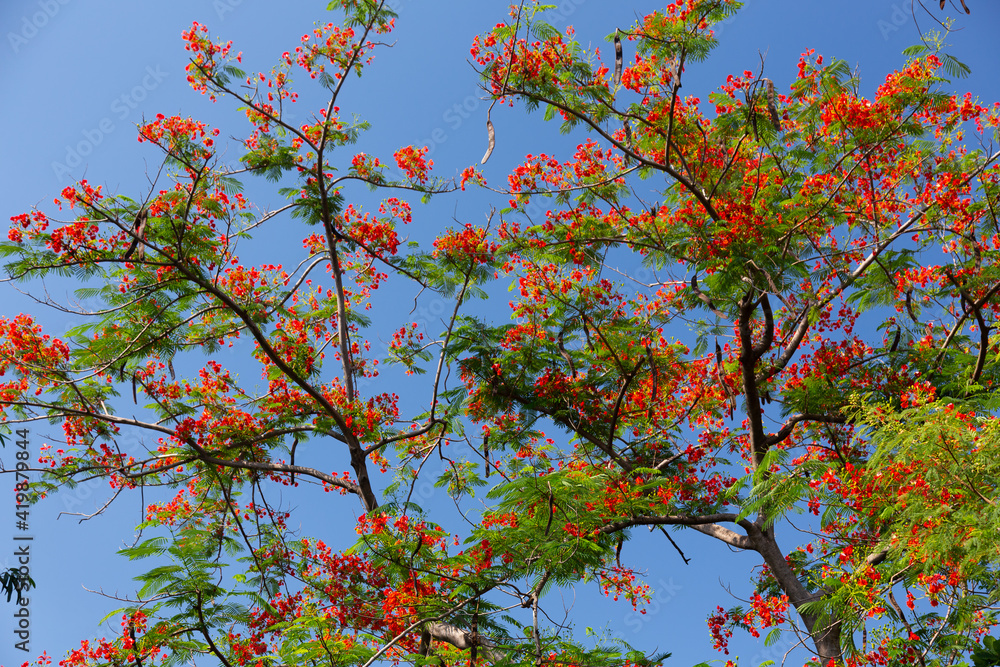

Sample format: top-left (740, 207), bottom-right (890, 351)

top-left (748, 525), bottom-right (843, 664)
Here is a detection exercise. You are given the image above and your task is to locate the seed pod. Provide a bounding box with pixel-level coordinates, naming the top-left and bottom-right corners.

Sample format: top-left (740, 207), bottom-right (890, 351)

top-left (481, 118), bottom-right (496, 164)
top-left (764, 78), bottom-right (780, 130)
top-left (905, 288), bottom-right (918, 322)
top-left (613, 30), bottom-right (623, 86)
top-left (123, 209), bottom-right (148, 260)
top-left (483, 433), bottom-right (490, 478)
top-left (623, 120), bottom-right (633, 165)
top-left (544, 483), bottom-right (555, 537)
top-left (558, 327), bottom-right (576, 377)
top-left (889, 327), bottom-right (901, 353)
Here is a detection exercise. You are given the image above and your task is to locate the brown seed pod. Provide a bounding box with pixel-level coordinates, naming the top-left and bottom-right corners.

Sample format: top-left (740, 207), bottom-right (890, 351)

top-left (764, 78), bottom-right (780, 130)
top-left (613, 30), bottom-right (622, 86)
top-left (889, 327), bottom-right (901, 353)
top-left (483, 433), bottom-right (490, 478)
top-left (123, 209), bottom-right (147, 260)
top-left (623, 120), bottom-right (633, 165)
top-left (481, 118), bottom-right (495, 164)
top-left (905, 288), bottom-right (918, 322)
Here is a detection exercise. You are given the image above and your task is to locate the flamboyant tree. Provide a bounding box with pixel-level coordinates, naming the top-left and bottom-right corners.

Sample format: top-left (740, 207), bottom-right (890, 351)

top-left (463, 1), bottom-right (1000, 665)
top-left (3, 1), bottom-right (1000, 666)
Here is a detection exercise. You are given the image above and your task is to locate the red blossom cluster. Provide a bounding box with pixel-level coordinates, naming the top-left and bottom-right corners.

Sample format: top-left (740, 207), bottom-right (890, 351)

top-left (392, 145), bottom-right (433, 185)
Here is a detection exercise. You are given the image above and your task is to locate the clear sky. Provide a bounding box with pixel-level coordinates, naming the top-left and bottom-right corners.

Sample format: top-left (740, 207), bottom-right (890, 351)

top-left (1, 1), bottom-right (998, 665)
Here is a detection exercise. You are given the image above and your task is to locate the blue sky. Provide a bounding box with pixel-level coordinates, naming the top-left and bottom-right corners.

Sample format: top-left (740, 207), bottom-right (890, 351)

top-left (1, 0), bottom-right (999, 665)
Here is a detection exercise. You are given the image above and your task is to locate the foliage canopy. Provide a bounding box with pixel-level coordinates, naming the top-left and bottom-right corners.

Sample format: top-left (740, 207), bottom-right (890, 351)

top-left (3, 1), bottom-right (1000, 666)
